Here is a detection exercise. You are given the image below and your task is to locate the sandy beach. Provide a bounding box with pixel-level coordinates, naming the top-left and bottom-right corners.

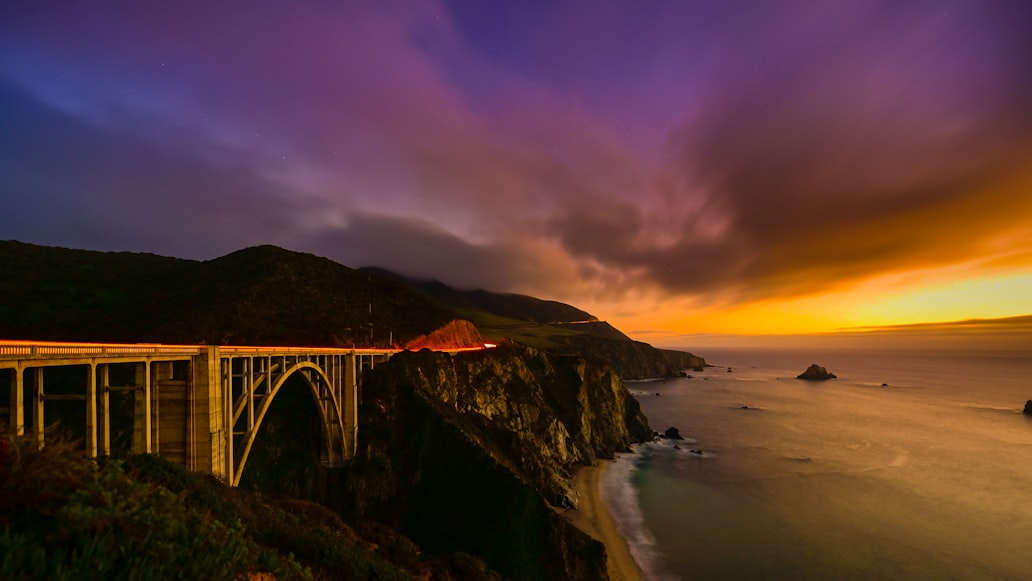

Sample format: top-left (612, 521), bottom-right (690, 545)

top-left (564, 462), bottom-right (644, 581)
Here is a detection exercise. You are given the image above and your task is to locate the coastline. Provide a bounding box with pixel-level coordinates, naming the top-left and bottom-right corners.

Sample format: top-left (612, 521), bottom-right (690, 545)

top-left (565, 462), bottom-right (645, 581)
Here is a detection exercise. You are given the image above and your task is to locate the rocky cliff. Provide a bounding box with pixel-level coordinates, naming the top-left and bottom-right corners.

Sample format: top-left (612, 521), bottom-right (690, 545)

top-left (337, 345), bottom-right (651, 579)
top-left (553, 333), bottom-right (708, 379)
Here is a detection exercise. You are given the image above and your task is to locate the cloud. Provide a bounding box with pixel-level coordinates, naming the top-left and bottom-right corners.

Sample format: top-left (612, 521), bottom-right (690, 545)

top-left (2, 0), bottom-right (1031, 318)
top-left (534, 1), bottom-right (1032, 304)
top-left (302, 212), bottom-right (585, 297)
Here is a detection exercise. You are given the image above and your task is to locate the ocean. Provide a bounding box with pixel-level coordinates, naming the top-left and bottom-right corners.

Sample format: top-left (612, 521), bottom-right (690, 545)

top-left (608, 347), bottom-right (1032, 580)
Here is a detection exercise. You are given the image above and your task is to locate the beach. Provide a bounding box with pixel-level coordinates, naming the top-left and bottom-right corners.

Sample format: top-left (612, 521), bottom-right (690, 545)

top-left (565, 463), bottom-right (644, 581)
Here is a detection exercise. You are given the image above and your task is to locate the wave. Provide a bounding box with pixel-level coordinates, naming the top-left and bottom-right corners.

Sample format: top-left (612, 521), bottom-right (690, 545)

top-left (600, 445), bottom-right (679, 581)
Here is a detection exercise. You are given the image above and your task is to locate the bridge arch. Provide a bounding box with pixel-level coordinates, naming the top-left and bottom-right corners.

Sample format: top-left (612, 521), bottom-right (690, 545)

top-left (232, 360), bottom-right (347, 487)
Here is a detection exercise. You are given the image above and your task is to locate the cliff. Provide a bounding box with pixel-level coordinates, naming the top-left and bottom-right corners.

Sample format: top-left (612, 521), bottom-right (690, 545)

top-left (337, 345), bottom-right (652, 579)
top-left (549, 331), bottom-right (708, 379)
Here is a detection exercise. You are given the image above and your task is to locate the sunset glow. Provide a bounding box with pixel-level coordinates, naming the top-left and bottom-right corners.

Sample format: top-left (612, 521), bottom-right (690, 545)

top-left (2, 1), bottom-right (1030, 346)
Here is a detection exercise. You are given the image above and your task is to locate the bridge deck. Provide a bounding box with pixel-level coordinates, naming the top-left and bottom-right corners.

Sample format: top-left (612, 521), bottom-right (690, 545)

top-left (1, 339), bottom-right (486, 485)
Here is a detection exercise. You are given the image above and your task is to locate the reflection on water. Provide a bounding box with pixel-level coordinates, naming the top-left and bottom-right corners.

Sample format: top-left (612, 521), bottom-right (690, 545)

top-left (623, 348), bottom-right (1032, 580)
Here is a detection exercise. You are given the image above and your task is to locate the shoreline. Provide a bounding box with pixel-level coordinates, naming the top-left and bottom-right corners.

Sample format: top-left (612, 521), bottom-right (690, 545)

top-left (564, 461), bottom-right (645, 581)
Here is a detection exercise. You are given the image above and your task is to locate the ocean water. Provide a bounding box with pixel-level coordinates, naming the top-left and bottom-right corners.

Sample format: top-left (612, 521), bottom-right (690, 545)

top-left (607, 348), bottom-right (1032, 580)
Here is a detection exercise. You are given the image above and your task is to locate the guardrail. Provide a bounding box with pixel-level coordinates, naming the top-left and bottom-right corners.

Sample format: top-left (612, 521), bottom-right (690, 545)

top-left (0, 340), bottom-right (206, 358)
top-left (0, 340), bottom-right (491, 359)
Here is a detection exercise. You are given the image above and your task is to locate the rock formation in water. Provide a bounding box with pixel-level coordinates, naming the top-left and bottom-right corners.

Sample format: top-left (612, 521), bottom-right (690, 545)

top-left (337, 345), bottom-right (652, 580)
top-left (797, 364), bottom-right (837, 380)
top-left (663, 427), bottom-right (685, 439)
top-left (1023, 400), bottom-right (1032, 415)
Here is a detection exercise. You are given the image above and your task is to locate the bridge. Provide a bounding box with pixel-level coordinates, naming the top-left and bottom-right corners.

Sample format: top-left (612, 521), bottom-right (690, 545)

top-left (0, 340), bottom-right (482, 486)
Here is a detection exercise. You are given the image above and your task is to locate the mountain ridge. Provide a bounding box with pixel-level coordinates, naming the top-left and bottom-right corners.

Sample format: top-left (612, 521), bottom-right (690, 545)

top-left (1, 240), bottom-right (705, 375)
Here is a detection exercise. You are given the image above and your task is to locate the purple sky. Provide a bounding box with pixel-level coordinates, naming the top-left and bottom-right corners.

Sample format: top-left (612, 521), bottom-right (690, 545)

top-left (3, 1), bottom-right (1031, 336)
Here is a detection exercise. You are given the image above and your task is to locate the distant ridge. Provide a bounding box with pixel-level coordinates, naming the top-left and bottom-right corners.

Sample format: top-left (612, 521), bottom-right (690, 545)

top-left (360, 267), bottom-right (596, 324)
top-left (359, 267), bottom-right (707, 377)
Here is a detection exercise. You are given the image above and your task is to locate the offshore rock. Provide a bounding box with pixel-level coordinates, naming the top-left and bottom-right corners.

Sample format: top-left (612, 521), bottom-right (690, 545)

top-left (340, 344), bottom-right (651, 580)
top-left (797, 364), bottom-right (837, 381)
top-left (1023, 400), bottom-right (1032, 415)
top-left (663, 427), bottom-right (685, 440)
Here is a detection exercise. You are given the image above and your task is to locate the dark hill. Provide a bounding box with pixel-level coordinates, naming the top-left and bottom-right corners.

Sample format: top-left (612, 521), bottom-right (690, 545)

top-left (361, 267), bottom-right (595, 324)
top-left (0, 241), bottom-right (454, 346)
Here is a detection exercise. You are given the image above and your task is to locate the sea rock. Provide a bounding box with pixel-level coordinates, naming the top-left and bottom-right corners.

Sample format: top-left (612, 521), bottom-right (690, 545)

top-left (797, 364), bottom-right (837, 381)
top-left (663, 426), bottom-right (685, 440)
top-left (1023, 400), bottom-right (1032, 415)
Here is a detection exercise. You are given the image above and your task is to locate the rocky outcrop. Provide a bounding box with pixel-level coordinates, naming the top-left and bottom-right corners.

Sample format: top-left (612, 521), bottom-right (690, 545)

top-left (339, 345), bottom-right (651, 580)
top-left (797, 364), bottom-right (837, 380)
top-left (553, 334), bottom-right (707, 379)
top-left (403, 319), bottom-right (484, 350)
top-left (663, 427), bottom-right (684, 440)
top-left (1023, 400), bottom-right (1032, 415)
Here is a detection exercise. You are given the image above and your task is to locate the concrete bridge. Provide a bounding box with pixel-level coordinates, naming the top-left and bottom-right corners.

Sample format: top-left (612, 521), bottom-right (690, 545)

top-left (0, 340), bottom-right (479, 485)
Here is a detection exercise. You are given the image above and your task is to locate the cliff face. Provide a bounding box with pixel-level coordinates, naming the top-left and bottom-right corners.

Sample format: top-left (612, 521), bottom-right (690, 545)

top-left (339, 346), bottom-right (652, 580)
top-left (556, 334), bottom-right (708, 379)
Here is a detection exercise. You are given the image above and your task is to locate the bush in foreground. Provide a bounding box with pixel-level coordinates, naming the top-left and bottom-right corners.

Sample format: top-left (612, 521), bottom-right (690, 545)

top-left (0, 435), bottom-right (495, 580)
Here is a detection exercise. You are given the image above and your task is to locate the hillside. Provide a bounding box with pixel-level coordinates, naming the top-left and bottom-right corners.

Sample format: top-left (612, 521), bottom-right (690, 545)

top-left (0, 241), bottom-right (456, 347)
top-left (0, 436), bottom-right (497, 580)
top-left (360, 269), bottom-right (707, 377)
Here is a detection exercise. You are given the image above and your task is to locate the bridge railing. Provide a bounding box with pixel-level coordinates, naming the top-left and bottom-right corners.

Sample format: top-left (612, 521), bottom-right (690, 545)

top-left (0, 340), bottom-right (206, 359)
top-left (1, 340), bottom-right (492, 359)
top-left (218, 345), bottom-right (399, 356)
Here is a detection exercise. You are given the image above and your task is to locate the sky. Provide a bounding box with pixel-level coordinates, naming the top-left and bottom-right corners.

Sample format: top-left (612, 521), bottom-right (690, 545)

top-left (2, 1), bottom-right (1031, 348)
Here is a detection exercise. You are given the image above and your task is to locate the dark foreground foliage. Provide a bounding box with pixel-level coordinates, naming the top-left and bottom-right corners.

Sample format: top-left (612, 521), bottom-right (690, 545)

top-left (0, 436), bottom-right (480, 580)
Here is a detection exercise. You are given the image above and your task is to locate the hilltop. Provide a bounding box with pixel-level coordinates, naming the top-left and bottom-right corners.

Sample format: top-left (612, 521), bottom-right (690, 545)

top-left (0, 242), bottom-right (454, 347)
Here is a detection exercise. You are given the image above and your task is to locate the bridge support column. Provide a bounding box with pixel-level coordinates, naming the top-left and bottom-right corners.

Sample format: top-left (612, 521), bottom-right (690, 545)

top-left (9, 366), bottom-right (23, 436)
top-left (86, 363), bottom-right (97, 457)
top-left (32, 368), bottom-right (44, 448)
top-left (99, 364), bottom-right (111, 456)
top-left (189, 347), bottom-right (228, 482)
top-left (152, 362), bottom-right (187, 466)
top-left (132, 363), bottom-right (152, 454)
top-left (344, 354), bottom-right (358, 457)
